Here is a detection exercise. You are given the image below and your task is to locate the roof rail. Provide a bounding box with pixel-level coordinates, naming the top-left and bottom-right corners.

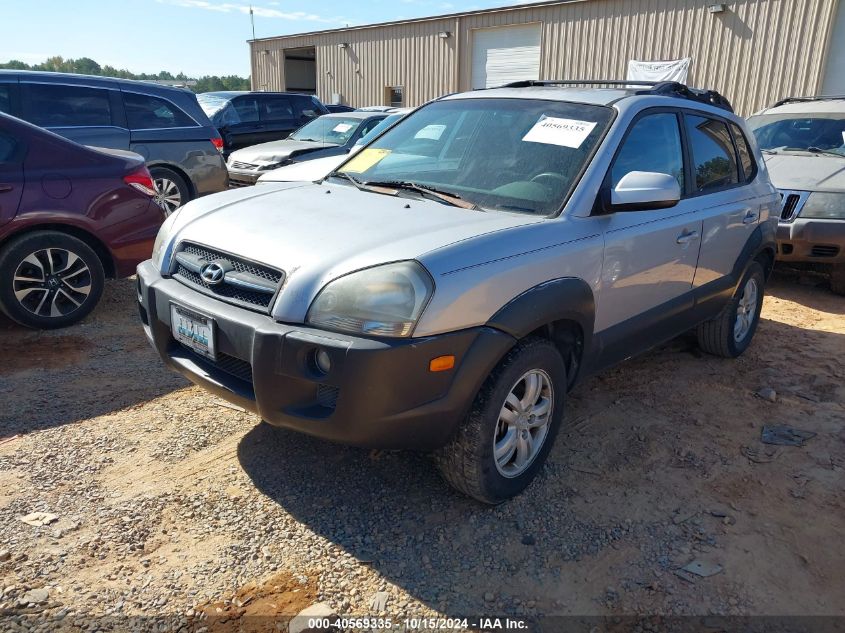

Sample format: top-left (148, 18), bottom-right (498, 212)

top-left (495, 79), bottom-right (734, 113)
top-left (773, 95), bottom-right (845, 107)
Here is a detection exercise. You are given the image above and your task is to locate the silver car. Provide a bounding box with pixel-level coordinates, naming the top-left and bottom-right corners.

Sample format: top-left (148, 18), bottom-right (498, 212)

top-left (138, 81), bottom-right (779, 503)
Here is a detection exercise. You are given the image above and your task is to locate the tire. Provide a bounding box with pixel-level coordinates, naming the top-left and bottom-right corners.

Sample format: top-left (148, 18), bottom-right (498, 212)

top-left (830, 264), bottom-right (845, 296)
top-left (433, 337), bottom-right (567, 504)
top-left (150, 166), bottom-right (191, 216)
top-left (697, 261), bottom-right (765, 358)
top-left (0, 231), bottom-right (105, 329)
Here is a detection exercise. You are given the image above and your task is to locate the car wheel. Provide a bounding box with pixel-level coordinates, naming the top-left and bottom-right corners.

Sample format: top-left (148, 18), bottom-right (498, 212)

top-left (830, 264), bottom-right (845, 296)
top-left (0, 231), bottom-right (105, 329)
top-left (697, 261), bottom-right (765, 358)
top-left (150, 167), bottom-right (190, 216)
top-left (434, 337), bottom-right (567, 504)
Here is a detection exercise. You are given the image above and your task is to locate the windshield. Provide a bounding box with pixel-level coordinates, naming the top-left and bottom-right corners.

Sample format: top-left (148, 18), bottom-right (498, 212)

top-left (747, 112), bottom-right (845, 155)
top-left (291, 117), bottom-right (361, 144)
top-left (354, 113), bottom-right (404, 146)
top-left (196, 94), bottom-right (229, 118)
top-left (332, 98), bottom-right (614, 215)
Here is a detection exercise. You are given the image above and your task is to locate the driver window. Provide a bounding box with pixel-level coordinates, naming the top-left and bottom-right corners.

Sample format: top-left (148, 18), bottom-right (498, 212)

top-left (611, 113), bottom-right (684, 191)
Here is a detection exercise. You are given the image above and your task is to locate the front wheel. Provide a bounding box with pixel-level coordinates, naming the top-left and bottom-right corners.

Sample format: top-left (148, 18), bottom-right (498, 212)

top-left (434, 338), bottom-right (567, 504)
top-left (0, 231), bottom-right (105, 329)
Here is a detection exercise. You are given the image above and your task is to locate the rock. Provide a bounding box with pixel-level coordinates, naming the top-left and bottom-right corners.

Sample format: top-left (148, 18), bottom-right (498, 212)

top-left (757, 387), bottom-right (777, 403)
top-left (369, 591), bottom-right (389, 611)
top-left (289, 602), bottom-right (337, 633)
top-left (19, 512), bottom-right (59, 527)
top-left (19, 588), bottom-right (49, 604)
top-left (0, 550), bottom-right (10, 562)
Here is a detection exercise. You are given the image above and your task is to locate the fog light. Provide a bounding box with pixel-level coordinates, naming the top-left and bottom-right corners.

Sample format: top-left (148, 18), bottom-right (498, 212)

top-left (314, 348), bottom-right (332, 375)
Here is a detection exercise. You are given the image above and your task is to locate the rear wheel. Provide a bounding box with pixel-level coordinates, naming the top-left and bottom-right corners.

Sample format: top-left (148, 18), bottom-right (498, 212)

top-left (434, 338), bottom-right (566, 504)
top-left (697, 261), bottom-right (765, 358)
top-left (0, 231), bottom-right (105, 329)
top-left (150, 166), bottom-right (190, 216)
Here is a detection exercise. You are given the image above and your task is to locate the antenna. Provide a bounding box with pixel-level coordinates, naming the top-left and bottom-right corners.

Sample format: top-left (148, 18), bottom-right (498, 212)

top-left (250, 5), bottom-right (256, 40)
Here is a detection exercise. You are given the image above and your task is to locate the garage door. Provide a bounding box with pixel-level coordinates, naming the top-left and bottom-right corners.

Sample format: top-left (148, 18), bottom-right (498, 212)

top-left (471, 24), bottom-right (541, 90)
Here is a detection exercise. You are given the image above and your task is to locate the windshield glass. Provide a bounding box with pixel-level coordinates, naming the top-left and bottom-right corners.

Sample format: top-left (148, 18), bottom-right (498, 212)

top-left (291, 117), bottom-right (361, 144)
top-left (196, 94), bottom-right (229, 118)
top-left (354, 114), bottom-right (404, 146)
top-left (747, 112), bottom-right (845, 155)
top-left (332, 98), bottom-right (614, 215)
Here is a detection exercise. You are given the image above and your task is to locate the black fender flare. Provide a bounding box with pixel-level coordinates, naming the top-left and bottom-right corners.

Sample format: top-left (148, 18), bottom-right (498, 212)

top-left (733, 221), bottom-right (777, 288)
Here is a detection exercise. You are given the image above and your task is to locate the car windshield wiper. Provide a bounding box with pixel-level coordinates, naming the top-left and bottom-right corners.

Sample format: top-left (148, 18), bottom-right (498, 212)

top-left (807, 146), bottom-right (845, 158)
top-left (326, 171), bottom-right (367, 190)
top-left (362, 180), bottom-right (480, 210)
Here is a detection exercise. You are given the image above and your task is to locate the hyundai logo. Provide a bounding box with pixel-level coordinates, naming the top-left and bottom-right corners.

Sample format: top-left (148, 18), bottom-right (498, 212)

top-left (200, 261), bottom-right (228, 285)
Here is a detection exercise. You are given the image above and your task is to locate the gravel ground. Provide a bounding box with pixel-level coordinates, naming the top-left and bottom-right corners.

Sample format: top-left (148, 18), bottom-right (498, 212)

top-left (1, 271), bottom-right (844, 632)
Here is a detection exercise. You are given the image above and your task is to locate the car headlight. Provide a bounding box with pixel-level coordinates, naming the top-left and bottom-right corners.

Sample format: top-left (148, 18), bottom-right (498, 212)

top-left (151, 209), bottom-right (181, 271)
top-left (306, 261), bottom-right (434, 337)
top-left (800, 192), bottom-right (845, 219)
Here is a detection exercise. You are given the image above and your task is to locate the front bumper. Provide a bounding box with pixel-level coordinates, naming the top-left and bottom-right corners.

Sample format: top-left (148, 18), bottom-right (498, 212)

top-left (776, 218), bottom-right (845, 263)
top-left (227, 167), bottom-right (261, 188)
top-left (136, 261), bottom-right (515, 450)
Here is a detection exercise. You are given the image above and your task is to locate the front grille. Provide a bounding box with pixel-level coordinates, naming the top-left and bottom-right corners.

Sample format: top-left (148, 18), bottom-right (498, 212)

top-left (316, 384), bottom-right (339, 410)
top-left (230, 160), bottom-right (258, 170)
top-left (781, 193), bottom-right (800, 220)
top-left (810, 245), bottom-right (839, 258)
top-left (228, 179), bottom-right (253, 188)
top-left (172, 242), bottom-right (283, 312)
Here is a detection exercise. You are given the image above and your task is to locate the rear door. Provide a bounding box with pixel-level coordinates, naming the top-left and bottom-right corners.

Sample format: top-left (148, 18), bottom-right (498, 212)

top-left (0, 129), bottom-right (24, 226)
top-left (20, 81), bottom-right (130, 149)
top-left (223, 96), bottom-right (263, 150)
top-left (258, 95), bottom-right (299, 143)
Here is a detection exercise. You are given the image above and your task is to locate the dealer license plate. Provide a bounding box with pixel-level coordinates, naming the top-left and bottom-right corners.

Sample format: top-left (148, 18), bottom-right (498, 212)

top-left (170, 304), bottom-right (216, 360)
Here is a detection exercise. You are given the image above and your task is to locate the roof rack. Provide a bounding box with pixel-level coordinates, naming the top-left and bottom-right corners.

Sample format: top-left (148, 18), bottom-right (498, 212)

top-left (772, 95), bottom-right (845, 107)
top-left (496, 79), bottom-right (734, 113)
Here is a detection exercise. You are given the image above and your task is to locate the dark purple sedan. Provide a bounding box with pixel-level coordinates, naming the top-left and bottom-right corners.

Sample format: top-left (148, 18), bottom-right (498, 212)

top-left (0, 112), bottom-right (164, 329)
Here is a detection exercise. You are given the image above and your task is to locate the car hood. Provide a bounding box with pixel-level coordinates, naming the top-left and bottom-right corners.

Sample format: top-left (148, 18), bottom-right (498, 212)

top-left (257, 154), bottom-right (348, 183)
top-left (229, 139), bottom-right (334, 166)
top-left (763, 153), bottom-right (845, 192)
top-left (168, 182), bottom-right (543, 321)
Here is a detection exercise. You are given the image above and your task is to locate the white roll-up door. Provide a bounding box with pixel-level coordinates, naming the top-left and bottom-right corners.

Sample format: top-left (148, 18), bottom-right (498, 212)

top-left (471, 23), bottom-right (542, 90)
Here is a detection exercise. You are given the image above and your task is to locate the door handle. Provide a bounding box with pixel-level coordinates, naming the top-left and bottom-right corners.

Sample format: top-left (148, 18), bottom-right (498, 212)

top-left (676, 230), bottom-right (700, 245)
top-left (742, 209), bottom-right (759, 224)
top-left (0, 184), bottom-right (13, 193)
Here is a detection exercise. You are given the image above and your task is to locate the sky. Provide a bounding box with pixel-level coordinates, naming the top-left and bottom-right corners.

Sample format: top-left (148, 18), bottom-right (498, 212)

top-left (1, 0), bottom-right (529, 77)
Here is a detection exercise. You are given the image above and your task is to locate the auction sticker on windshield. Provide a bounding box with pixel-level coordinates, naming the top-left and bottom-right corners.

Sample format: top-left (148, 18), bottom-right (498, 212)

top-left (522, 116), bottom-right (597, 148)
top-left (333, 123), bottom-right (353, 132)
top-left (171, 304), bottom-right (216, 360)
top-left (340, 148), bottom-right (392, 173)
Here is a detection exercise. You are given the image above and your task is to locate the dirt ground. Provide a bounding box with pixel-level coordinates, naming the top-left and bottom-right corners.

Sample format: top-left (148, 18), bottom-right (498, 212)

top-left (1, 270), bottom-right (843, 630)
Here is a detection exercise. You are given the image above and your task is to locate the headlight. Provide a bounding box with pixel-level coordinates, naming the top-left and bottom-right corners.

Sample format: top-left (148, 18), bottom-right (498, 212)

top-left (800, 192), bottom-right (845, 219)
top-left (306, 261), bottom-right (434, 337)
top-left (151, 209), bottom-right (181, 270)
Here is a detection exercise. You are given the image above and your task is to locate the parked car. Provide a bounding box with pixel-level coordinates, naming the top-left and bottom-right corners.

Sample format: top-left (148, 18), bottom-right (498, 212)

top-left (138, 81), bottom-right (778, 503)
top-left (0, 70), bottom-right (228, 216)
top-left (746, 96), bottom-right (845, 294)
top-left (325, 104), bottom-right (357, 113)
top-left (227, 111), bottom-right (388, 186)
top-left (0, 112), bottom-right (162, 329)
top-left (257, 110), bottom-right (410, 184)
top-left (196, 91), bottom-right (328, 156)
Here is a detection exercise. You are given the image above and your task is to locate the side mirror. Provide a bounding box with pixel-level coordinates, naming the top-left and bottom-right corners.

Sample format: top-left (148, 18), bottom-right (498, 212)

top-left (608, 171), bottom-right (681, 211)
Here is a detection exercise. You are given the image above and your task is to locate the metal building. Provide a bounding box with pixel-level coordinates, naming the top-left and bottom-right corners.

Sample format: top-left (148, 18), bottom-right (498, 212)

top-left (249, 0), bottom-right (845, 116)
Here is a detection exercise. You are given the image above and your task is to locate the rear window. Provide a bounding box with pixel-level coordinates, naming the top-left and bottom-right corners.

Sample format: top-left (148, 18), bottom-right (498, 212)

top-left (23, 83), bottom-right (112, 127)
top-left (685, 115), bottom-right (739, 192)
top-left (123, 92), bottom-right (196, 130)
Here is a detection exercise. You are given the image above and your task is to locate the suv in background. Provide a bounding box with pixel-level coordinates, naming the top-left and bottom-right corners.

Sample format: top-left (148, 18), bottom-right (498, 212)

top-left (196, 91), bottom-right (329, 156)
top-left (138, 81), bottom-right (778, 503)
top-left (747, 96), bottom-right (845, 294)
top-left (0, 70), bottom-right (228, 216)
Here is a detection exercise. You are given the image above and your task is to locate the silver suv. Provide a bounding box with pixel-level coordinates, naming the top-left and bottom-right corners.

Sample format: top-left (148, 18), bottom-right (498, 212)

top-left (138, 81), bottom-right (779, 503)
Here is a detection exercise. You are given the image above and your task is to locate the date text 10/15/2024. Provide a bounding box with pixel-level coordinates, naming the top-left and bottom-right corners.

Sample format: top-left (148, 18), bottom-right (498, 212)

top-left (306, 617), bottom-right (529, 630)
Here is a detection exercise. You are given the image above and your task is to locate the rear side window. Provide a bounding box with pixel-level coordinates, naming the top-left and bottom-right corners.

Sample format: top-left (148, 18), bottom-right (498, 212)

top-left (685, 115), bottom-right (739, 192)
top-left (0, 85), bottom-right (10, 114)
top-left (261, 96), bottom-right (294, 121)
top-left (233, 97), bottom-right (260, 123)
top-left (294, 95), bottom-right (320, 118)
top-left (611, 112), bottom-right (685, 190)
top-left (0, 131), bottom-right (17, 162)
top-left (729, 122), bottom-right (756, 183)
top-left (123, 92), bottom-right (195, 130)
top-left (23, 83), bottom-right (112, 127)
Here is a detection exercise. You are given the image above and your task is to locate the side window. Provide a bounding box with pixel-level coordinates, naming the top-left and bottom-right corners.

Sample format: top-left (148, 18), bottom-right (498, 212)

top-left (729, 122), bottom-right (756, 183)
top-left (23, 83), bottom-right (112, 127)
top-left (685, 115), bottom-right (740, 192)
top-left (0, 85), bottom-right (10, 115)
top-left (123, 92), bottom-right (195, 130)
top-left (232, 97), bottom-right (259, 123)
top-left (358, 118), bottom-right (383, 137)
top-left (611, 112), bottom-right (684, 190)
top-left (293, 95), bottom-right (319, 119)
top-left (0, 131), bottom-right (17, 163)
top-left (261, 96), bottom-right (294, 121)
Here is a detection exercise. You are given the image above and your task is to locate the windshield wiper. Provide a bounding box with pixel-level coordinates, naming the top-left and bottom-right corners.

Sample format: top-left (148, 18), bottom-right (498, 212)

top-left (362, 180), bottom-right (480, 210)
top-left (327, 171), bottom-right (366, 190)
top-left (807, 146), bottom-right (845, 158)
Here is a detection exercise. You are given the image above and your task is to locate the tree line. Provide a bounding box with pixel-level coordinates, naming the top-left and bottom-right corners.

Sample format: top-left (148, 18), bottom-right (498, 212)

top-left (0, 56), bottom-right (250, 93)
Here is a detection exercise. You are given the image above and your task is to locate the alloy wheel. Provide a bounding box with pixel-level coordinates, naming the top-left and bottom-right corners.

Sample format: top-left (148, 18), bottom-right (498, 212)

top-left (12, 248), bottom-right (92, 318)
top-left (734, 277), bottom-right (759, 342)
top-left (493, 369), bottom-right (554, 478)
top-left (153, 177), bottom-right (182, 215)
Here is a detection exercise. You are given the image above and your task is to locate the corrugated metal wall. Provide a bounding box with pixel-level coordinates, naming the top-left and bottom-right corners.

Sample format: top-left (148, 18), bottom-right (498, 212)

top-left (251, 0), bottom-right (840, 115)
